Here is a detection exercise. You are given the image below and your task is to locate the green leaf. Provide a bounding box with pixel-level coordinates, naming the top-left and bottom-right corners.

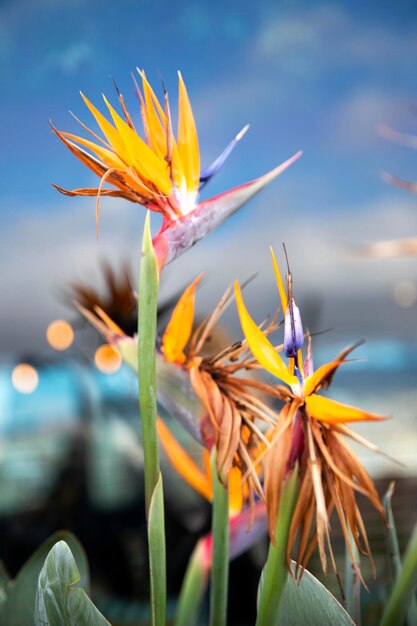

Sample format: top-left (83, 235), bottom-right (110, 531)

top-left (138, 210), bottom-right (160, 513)
top-left (2, 531), bottom-right (89, 626)
top-left (278, 564), bottom-right (355, 626)
top-left (381, 524), bottom-right (417, 626)
top-left (383, 484), bottom-right (417, 626)
top-left (138, 212), bottom-right (166, 626)
top-left (0, 560), bottom-right (11, 620)
top-left (175, 539), bottom-right (209, 626)
top-left (384, 482), bottom-right (402, 580)
top-left (256, 468), bottom-right (299, 626)
top-left (148, 473), bottom-right (166, 626)
top-left (34, 540), bottom-right (110, 626)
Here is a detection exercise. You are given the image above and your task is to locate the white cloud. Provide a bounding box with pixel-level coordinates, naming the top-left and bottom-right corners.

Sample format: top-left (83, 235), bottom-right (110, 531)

top-left (4, 189), bottom-right (415, 356)
top-left (254, 5), bottom-right (417, 74)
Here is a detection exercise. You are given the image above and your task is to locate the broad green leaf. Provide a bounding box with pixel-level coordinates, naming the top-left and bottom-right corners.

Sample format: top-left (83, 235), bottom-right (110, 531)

top-left (0, 560), bottom-right (11, 620)
top-left (278, 564), bottom-right (355, 626)
top-left (35, 540), bottom-right (110, 626)
top-left (2, 531), bottom-right (89, 626)
top-left (148, 472), bottom-right (166, 626)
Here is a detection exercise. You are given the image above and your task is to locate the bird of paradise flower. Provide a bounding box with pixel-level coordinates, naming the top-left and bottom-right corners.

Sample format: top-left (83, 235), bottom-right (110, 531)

top-left (51, 69), bottom-right (302, 269)
top-left (235, 248), bottom-right (392, 584)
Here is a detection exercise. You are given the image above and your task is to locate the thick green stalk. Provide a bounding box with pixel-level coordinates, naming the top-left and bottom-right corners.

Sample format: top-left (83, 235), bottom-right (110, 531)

top-left (256, 469), bottom-right (299, 626)
top-left (138, 213), bottom-right (166, 626)
top-left (381, 524), bottom-right (417, 626)
top-left (176, 539), bottom-right (209, 626)
top-left (209, 451), bottom-right (229, 626)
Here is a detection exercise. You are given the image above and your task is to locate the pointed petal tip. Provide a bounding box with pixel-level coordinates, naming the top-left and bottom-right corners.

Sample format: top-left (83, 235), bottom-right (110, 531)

top-left (236, 124), bottom-right (250, 141)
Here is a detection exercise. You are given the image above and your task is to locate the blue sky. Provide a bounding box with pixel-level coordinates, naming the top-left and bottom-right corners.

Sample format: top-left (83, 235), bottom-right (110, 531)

top-left (1, 0), bottom-right (417, 356)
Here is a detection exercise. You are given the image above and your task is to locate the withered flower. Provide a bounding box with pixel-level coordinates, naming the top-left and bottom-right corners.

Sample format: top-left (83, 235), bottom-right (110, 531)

top-left (235, 248), bottom-right (390, 582)
top-left (79, 276), bottom-right (281, 504)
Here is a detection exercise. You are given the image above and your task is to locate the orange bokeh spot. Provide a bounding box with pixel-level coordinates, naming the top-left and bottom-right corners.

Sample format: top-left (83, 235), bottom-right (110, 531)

top-left (94, 344), bottom-right (122, 374)
top-left (46, 320), bottom-right (74, 350)
top-left (12, 364), bottom-right (39, 394)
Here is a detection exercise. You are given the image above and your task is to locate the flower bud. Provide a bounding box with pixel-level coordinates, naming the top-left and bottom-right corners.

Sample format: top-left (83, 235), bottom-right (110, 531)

top-left (284, 298), bottom-right (304, 358)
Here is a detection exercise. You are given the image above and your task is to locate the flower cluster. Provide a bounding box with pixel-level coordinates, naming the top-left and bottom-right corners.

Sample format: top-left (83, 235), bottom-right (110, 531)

top-left (56, 69), bottom-right (389, 592)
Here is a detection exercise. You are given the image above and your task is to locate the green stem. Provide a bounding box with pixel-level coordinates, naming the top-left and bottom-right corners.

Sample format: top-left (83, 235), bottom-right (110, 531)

top-left (176, 539), bottom-right (209, 626)
top-left (381, 524), bottom-right (417, 626)
top-left (209, 450), bottom-right (229, 626)
top-left (344, 528), bottom-right (361, 625)
top-left (138, 212), bottom-right (166, 626)
top-left (256, 468), bottom-right (299, 626)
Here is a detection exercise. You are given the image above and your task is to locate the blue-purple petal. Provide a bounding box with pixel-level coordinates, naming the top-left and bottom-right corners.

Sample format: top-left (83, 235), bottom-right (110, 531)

top-left (284, 299), bottom-right (304, 358)
top-left (199, 125), bottom-right (249, 188)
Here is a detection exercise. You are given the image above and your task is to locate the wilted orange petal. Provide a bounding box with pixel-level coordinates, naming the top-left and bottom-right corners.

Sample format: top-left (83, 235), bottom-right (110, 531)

top-left (305, 393), bottom-right (385, 425)
top-left (234, 281), bottom-right (297, 386)
top-left (161, 274), bottom-right (203, 364)
top-left (157, 417), bottom-right (212, 501)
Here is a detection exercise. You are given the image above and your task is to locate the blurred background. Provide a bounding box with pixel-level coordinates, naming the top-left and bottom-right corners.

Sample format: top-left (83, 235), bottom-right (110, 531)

top-left (1, 0), bottom-right (417, 623)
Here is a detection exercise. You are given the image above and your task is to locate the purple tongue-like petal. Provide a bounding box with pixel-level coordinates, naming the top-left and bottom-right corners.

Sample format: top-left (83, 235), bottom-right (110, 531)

top-left (153, 151), bottom-right (302, 269)
top-left (199, 125), bottom-right (250, 188)
top-left (229, 503), bottom-right (267, 561)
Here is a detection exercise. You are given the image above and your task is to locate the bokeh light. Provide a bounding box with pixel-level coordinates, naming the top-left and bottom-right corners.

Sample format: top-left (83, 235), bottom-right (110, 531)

top-left (94, 344), bottom-right (122, 374)
top-left (46, 320), bottom-right (74, 350)
top-left (11, 364), bottom-right (39, 394)
top-left (393, 279), bottom-right (417, 309)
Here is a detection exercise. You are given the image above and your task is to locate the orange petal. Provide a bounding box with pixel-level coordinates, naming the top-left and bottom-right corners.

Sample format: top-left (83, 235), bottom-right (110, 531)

top-left (157, 417), bottom-right (212, 501)
top-left (161, 274), bottom-right (203, 364)
top-left (270, 247), bottom-right (287, 313)
top-left (234, 281), bottom-right (297, 386)
top-left (61, 131), bottom-right (126, 169)
top-left (228, 466), bottom-right (243, 516)
top-left (177, 72), bottom-right (200, 195)
top-left (305, 394), bottom-right (386, 425)
top-left (102, 95), bottom-right (172, 195)
top-left (304, 359), bottom-right (344, 397)
top-left (139, 71), bottom-right (168, 160)
top-left (80, 92), bottom-right (129, 160)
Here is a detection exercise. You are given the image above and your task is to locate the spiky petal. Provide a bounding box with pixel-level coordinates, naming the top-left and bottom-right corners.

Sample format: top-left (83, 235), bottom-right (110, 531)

top-left (153, 152), bottom-right (303, 269)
